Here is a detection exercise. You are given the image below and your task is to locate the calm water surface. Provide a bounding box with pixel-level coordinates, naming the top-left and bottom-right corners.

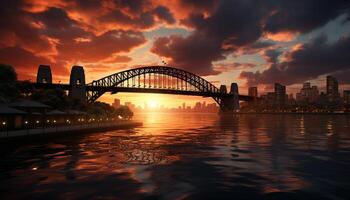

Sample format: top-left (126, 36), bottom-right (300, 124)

top-left (1, 113), bottom-right (350, 200)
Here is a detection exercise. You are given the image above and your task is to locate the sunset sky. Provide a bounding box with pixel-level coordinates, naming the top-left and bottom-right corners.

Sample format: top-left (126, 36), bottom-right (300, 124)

top-left (1, 0), bottom-right (350, 107)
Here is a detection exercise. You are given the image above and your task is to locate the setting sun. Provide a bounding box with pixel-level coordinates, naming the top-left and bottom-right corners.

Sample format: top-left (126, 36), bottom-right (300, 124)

top-left (147, 99), bottom-right (158, 109)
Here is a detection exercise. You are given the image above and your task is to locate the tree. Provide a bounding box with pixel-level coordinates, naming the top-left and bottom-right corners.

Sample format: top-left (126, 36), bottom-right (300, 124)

top-left (0, 64), bottom-right (20, 103)
top-left (115, 105), bottom-right (134, 119)
top-left (87, 101), bottom-right (116, 116)
top-left (0, 64), bottom-right (17, 83)
top-left (30, 88), bottom-right (71, 110)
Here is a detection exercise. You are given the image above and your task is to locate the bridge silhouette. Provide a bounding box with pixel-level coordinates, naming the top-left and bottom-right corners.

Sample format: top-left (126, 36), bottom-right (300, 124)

top-left (33, 65), bottom-right (256, 112)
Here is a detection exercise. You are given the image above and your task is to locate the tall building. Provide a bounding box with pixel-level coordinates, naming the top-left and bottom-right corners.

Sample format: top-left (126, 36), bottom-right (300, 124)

top-left (194, 102), bottom-right (202, 111)
top-left (296, 82), bottom-right (319, 103)
top-left (344, 90), bottom-right (350, 105)
top-left (327, 76), bottom-right (339, 102)
top-left (182, 102), bottom-right (186, 110)
top-left (275, 83), bottom-right (286, 109)
top-left (202, 101), bottom-right (206, 109)
top-left (112, 98), bottom-right (120, 108)
top-left (303, 82), bottom-right (311, 89)
top-left (248, 87), bottom-right (258, 97)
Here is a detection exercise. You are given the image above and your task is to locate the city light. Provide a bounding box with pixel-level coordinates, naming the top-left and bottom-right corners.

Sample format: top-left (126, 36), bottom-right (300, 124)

top-left (2, 121), bottom-right (6, 125)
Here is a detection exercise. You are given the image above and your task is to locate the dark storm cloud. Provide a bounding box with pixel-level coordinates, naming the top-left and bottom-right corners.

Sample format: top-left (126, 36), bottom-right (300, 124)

top-left (152, 0), bottom-right (264, 75)
top-left (263, 49), bottom-right (281, 64)
top-left (153, 6), bottom-right (176, 24)
top-left (179, 0), bottom-right (219, 12)
top-left (151, 35), bottom-right (223, 75)
top-left (151, 0), bottom-right (350, 76)
top-left (58, 30), bottom-right (146, 62)
top-left (99, 9), bottom-right (156, 29)
top-left (264, 0), bottom-right (350, 33)
top-left (0, 0), bottom-right (54, 54)
top-left (33, 7), bottom-right (91, 43)
top-left (240, 35), bottom-right (350, 85)
top-left (76, 0), bottom-right (176, 30)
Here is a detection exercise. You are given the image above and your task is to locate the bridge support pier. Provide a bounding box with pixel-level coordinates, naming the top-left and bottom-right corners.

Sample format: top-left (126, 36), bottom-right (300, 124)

top-left (219, 83), bottom-right (240, 114)
top-left (69, 66), bottom-right (86, 104)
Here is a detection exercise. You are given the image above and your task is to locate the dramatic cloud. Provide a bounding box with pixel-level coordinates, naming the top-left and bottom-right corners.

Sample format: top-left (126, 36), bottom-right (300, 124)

top-left (152, 0), bottom-right (264, 75)
top-left (1, 0), bottom-right (350, 85)
top-left (213, 62), bottom-right (256, 72)
top-left (153, 6), bottom-right (176, 24)
top-left (151, 0), bottom-right (350, 76)
top-left (240, 35), bottom-right (350, 85)
top-left (0, 0), bottom-right (148, 80)
top-left (151, 35), bottom-right (223, 75)
top-left (263, 0), bottom-right (350, 34)
top-left (57, 30), bottom-right (145, 62)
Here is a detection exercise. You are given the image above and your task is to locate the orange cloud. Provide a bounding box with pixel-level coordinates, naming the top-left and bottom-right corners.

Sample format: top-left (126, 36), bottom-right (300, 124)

top-left (265, 31), bottom-right (297, 42)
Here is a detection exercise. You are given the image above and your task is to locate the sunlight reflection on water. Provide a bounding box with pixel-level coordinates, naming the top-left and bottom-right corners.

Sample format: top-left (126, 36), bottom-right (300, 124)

top-left (0, 113), bottom-right (350, 199)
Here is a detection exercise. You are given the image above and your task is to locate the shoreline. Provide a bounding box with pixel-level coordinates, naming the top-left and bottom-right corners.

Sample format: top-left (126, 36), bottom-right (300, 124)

top-left (0, 120), bottom-right (142, 142)
top-left (234, 112), bottom-right (350, 115)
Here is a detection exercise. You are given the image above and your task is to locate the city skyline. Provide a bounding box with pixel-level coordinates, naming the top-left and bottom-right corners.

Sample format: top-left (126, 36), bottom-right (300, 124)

top-left (112, 98), bottom-right (219, 113)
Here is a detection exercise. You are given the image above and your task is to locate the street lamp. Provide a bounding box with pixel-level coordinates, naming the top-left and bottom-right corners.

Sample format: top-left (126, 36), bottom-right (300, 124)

top-left (53, 120), bottom-right (57, 132)
top-left (2, 121), bottom-right (7, 136)
top-left (24, 121), bottom-right (29, 135)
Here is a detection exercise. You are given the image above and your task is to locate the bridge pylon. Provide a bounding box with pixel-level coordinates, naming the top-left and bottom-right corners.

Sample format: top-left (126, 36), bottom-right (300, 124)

top-left (219, 83), bottom-right (240, 114)
top-left (69, 66), bottom-right (86, 104)
top-left (37, 65), bottom-right (52, 83)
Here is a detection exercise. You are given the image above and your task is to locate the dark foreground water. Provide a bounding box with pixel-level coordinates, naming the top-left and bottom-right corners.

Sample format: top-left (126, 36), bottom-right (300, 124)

top-left (1, 113), bottom-right (350, 200)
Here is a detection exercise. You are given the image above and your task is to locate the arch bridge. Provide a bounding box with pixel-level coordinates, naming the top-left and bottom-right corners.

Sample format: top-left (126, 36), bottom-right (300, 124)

top-left (35, 65), bottom-right (256, 112)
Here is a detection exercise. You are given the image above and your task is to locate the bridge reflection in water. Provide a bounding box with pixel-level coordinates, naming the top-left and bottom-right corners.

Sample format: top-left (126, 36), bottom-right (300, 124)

top-left (32, 65), bottom-right (257, 112)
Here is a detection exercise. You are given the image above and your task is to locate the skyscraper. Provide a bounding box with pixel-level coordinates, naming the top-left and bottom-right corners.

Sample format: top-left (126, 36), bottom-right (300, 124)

top-left (327, 76), bottom-right (339, 102)
top-left (248, 87), bottom-right (258, 97)
top-left (296, 82), bottom-right (319, 103)
top-left (112, 98), bottom-right (120, 108)
top-left (275, 83), bottom-right (286, 109)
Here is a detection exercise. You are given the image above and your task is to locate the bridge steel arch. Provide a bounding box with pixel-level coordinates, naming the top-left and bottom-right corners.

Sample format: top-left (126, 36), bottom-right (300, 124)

top-left (86, 66), bottom-right (239, 111)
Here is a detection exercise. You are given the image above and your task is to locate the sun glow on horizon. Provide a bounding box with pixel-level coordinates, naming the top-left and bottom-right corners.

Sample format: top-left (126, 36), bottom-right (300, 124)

top-left (147, 99), bottom-right (159, 109)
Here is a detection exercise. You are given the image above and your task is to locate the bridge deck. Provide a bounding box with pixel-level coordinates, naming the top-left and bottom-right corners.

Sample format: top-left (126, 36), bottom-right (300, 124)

top-left (25, 82), bottom-right (257, 101)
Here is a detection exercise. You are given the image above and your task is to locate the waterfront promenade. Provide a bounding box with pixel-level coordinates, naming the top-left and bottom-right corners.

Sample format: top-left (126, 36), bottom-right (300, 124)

top-left (0, 120), bottom-right (142, 139)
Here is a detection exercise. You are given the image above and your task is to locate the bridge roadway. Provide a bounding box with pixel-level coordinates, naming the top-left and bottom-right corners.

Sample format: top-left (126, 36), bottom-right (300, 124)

top-left (28, 82), bottom-right (256, 101)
